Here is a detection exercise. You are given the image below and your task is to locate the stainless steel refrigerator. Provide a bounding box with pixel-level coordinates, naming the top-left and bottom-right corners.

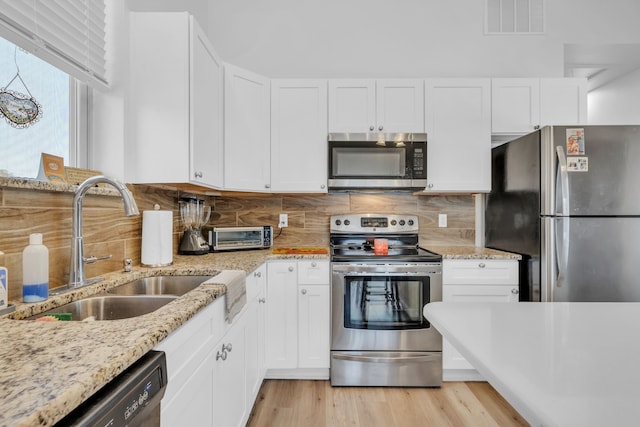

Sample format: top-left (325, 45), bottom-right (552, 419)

top-left (485, 125), bottom-right (640, 302)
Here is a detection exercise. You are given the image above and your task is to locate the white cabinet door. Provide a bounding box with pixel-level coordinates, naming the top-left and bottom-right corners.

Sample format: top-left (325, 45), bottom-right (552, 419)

top-left (224, 64), bottom-right (271, 192)
top-left (271, 80), bottom-right (328, 193)
top-left (266, 261), bottom-right (298, 369)
top-left (161, 351), bottom-right (215, 427)
top-left (328, 79), bottom-right (376, 132)
top-left (190, 18), bottom-right (223, 188)
top-left (491, 78), bottom-right (540, 134)
top-left (376, 79), bottom-right (424, 133)
top-left (213, 315), bottom-right (247, 427)
top-left (298, 284), bottom-right (330, 369)
top-left (328, 79), bottom-right (424, 133)
top-left (424, 78), bottom-right (491, 193)
top-left (540, 78), bottom-right (588, 126)
top-left (127, 12), bottom-right (223, 189)
top-left (245, 265), bottom-right (267, 410)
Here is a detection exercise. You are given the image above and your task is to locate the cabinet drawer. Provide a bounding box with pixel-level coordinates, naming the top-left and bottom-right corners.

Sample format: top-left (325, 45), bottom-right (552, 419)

top-left (443, 260), bottom-right (517, 285)
top-left (298, 260), bottom-right (329, 284)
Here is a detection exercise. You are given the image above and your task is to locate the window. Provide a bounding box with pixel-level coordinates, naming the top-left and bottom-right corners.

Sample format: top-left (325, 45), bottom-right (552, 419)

top-left (0, 36), bottom-right (75, 179)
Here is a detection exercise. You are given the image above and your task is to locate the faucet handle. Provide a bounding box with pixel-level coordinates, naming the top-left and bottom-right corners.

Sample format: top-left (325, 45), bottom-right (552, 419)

top-left (83, 254), bottom-right (113, 264)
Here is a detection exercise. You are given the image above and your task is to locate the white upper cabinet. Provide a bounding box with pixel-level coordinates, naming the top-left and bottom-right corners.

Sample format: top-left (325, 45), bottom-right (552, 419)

top-left (128, 12), bottom-right (223, 189)
top-left (328, 79), bottom-right (424, 133)
top-left (224, 64), bottom-right (271, 192)
top-left (491, 77), bottom-right (587, 139)
top-left (270, 80), bottom-right (328, 193)
top-left (539, 78), bottom-right (588, 126)
top-left (424, 78), bottom-right (491, 193)
top-left (491, 78), bottom-right (540, 134)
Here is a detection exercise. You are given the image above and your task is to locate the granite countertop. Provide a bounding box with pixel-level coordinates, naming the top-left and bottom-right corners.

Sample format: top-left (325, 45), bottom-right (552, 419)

top-left (426, 246), bottom-right (522, 260)
top-left (0, 249), bottom-right (329, 427)
top-left (424, 301), bottom-right (640, 427)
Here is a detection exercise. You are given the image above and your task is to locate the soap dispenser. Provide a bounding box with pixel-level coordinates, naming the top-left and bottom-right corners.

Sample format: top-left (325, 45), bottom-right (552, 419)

top-left (22, 233), bottom-right (49, 303)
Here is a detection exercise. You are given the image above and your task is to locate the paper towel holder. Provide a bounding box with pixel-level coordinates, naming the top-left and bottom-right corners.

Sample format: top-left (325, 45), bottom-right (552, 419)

top-left (141, 204), bottom-right (174, 267)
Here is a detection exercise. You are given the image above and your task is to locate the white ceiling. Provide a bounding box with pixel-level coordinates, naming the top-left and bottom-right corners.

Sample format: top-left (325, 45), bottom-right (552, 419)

top-left (565, 44), bottom-right (640, 91)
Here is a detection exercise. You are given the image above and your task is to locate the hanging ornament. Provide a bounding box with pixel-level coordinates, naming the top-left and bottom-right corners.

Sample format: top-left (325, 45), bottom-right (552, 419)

top-left (0, 47), bottom-right (42, 128)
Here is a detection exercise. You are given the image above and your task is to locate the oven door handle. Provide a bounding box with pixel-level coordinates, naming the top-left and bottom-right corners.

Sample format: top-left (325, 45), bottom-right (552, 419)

top-left (332, 353), bottom-right (440, 364)
top-left (333, 271), bottom-right (438, 276)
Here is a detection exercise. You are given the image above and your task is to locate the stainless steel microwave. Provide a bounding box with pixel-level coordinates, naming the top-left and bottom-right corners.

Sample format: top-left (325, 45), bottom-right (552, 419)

top-left (208, 226), bottom-right (273, 252)
top-left (328, 132), bottom-right (427, 191)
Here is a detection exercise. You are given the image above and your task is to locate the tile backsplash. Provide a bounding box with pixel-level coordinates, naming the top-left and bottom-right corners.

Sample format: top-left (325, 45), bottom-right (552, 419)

top-left (0, 183), bottom-right (475, 301)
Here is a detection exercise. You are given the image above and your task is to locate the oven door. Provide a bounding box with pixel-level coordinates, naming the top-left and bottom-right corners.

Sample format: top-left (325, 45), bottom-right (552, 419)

top-left (331, 263), bottom-right (442, 352)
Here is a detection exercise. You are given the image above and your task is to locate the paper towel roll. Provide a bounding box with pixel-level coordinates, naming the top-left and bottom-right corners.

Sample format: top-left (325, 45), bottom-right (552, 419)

top-left (141, 209), bottom-right (173, 267)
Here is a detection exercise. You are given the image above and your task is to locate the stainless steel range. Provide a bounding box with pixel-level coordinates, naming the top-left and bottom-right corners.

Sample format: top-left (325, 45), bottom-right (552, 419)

top-left (330, 213), bottom-right (443, 387)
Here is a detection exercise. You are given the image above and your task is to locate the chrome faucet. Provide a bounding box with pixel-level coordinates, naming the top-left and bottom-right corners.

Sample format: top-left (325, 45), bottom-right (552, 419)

top-left (68, 175), bottom-right (139, 288)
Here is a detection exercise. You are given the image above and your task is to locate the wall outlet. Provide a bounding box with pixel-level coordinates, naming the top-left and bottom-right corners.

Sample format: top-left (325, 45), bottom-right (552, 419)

top-left (438, 213), bottom-right (447, 228)
top-left (279, 213), bottom-right (288, 228)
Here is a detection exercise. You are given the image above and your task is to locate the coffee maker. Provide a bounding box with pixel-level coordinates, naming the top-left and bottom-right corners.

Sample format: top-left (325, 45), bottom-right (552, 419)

top-left (178, 197), bottom-right (211, 255)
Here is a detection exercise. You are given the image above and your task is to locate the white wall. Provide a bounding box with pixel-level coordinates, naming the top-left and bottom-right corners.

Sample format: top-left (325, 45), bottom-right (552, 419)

top-left (588, 69), bottom-right (640, 124)
top-left (205, 0), bottom-right (640, 79)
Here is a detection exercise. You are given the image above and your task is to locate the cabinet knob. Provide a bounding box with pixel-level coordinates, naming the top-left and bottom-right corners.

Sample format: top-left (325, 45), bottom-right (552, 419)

top-left (265, 184), bottom-right (271, 189)
top-left (320, 184), bottom-right (326, 189)
top-left (478, 262), bottom-right (486, 268)
top-left (369, 125), bottom-right (375, 131)
top-left (222, 343), bottom-right (233, 352)
top-left (258, 298), bottom-right (266, 303)
top-left (311, 262), bottom-right (317, 267)
top-left (301, 288), bottom-right (307, 295)
top-left (288, 266), bottom-right (294, 272)
top-left (427, 183), bottom-right (433, 189)
top-left (216, 350), bottom-right (227, 361)
top-left (511, 288), bottom-right (519, 294)
top-left (255, 271), bottom-right (262, 278)
top-left (378, 125), bottom-right (383, 131)
top-left (194, 171), bottom-right (203, 178)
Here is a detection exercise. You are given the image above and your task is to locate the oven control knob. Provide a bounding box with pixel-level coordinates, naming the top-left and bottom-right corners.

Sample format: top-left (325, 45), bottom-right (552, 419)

top-left (335, 219), bottom-right (341, 226)
top-left (344, 219), bottom-right (351, 226)
top-left (408, 219), bottom-right (414, 226)
top-left (399, 220), bottom-right (406, 226)
top-left (390, 219), bottom-right (397, 226)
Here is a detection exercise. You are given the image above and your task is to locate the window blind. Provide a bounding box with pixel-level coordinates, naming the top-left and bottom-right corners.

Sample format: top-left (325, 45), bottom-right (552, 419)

top-left (0, 0), bottom-right (107, 89)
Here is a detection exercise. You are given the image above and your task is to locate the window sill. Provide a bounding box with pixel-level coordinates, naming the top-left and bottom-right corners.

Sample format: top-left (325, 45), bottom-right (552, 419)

top-left (0, 177), bottom-right (121, 197)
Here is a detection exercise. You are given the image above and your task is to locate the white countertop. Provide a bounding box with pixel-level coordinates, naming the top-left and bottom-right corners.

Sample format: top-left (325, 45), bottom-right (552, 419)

top-left (424, 302), bottom-right (640, 427)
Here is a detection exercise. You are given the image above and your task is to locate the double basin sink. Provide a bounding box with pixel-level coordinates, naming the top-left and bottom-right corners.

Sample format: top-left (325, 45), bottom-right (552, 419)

top-left (28, 275), bottom-right (213, 321)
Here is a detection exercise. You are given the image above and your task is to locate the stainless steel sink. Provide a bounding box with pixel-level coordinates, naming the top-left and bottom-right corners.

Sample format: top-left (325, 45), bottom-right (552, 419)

top-left (107, 275), bottom-right (212, 296)
top-left (27, 295), bottom-right (177, 321)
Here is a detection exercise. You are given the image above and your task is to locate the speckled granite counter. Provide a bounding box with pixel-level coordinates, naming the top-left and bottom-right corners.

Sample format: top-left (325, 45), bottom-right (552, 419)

top-left (0, 249), bottom-right (328, 427)
top-left (426, 246), bottom-right (522, 260)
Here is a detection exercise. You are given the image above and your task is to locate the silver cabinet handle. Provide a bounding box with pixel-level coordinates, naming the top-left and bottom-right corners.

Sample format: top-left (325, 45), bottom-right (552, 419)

top-left (427, 183), bottom-right (433, 189)
top-left (254, 271), bottom-right (262, 278)
top-left (301, 288), bottom-right (307, 295)
top-left (511, 288), bottom-right (519, 294)
top-left (258, 298), bottom-right (266, 303)
top-left (288, 266), bottom-right (294, 272)
top-left (216, 350), bottom-right (227, 361)
top-left (320, 184), bottom-right (326, 189)
top-left (194, 171), bottom-right (203, 178)
top-left (378, 125), bottom-right (383, 131)
top-left (311, 262), bottom-right (317, 267)
top-left (478, 262), bottom-right (486, 268)
top-left (222, 343), bottom-right (232, 352)
top-left (265, 184), bottom-right (271, 188)
top-left (369, 125), bottom-right (374, 131)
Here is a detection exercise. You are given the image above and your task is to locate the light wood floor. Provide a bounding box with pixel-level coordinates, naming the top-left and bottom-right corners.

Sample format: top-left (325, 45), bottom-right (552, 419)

top-left (247, 380), bottom-right (529, 427)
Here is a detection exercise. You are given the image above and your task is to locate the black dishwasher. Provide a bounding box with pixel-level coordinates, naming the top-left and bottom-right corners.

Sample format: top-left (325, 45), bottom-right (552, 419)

top-left (54, 351), bottom-right (168, 427)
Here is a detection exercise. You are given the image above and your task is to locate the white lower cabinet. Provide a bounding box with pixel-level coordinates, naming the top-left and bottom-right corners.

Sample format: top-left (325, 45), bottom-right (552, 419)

top-left (245, 265), bottom-right (267, 410)
top-left (442, 259), bottom-right (519, 381)
top-left (266, 260), bottom-right (330, 379)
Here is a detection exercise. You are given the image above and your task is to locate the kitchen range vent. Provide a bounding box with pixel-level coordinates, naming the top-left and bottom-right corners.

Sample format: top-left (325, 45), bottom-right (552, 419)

top-left (485, 0), bottom-right (544, 34)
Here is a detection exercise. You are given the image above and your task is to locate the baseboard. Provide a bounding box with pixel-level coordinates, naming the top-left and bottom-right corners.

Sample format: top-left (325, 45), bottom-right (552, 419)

top-left (443, 369), bottom-right (485, 382)
top-left (265, 368), bottom-right (330, 380)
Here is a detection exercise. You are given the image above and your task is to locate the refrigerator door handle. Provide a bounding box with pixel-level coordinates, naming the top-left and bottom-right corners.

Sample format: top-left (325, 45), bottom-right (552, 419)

top-left (555, 146), bottom-right (570, 217)
top-left (554, 216), bottom-right (569, 289)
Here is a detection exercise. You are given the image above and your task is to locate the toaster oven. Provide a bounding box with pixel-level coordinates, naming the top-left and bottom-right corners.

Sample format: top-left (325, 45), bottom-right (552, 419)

top-left (208, 226), bottom-right (273, 252)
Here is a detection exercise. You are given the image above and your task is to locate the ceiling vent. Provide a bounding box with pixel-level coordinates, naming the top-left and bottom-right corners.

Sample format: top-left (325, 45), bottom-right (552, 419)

top-left (485, 0), bottom-right (545, 34)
